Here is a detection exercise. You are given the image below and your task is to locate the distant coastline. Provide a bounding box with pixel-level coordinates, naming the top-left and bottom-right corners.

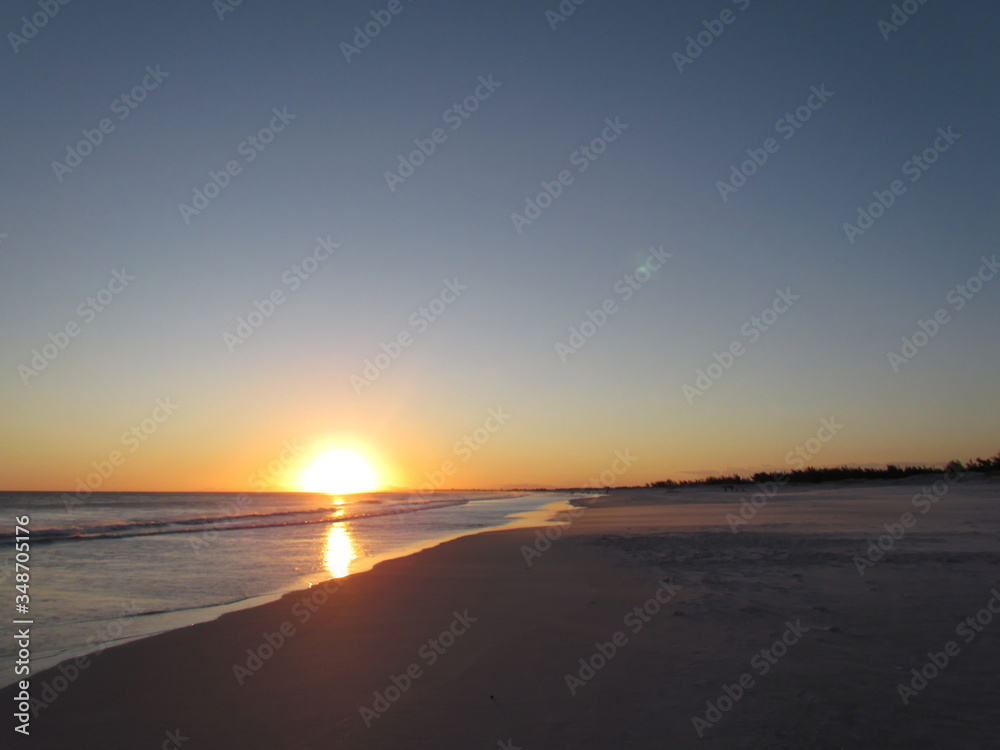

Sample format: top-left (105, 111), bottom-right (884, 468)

top-left (643, 451), bottom-right (1000, 489)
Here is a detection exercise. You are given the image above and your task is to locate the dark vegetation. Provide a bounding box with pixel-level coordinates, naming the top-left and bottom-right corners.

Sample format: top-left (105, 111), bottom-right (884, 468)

top-left (646, 451), bottom-right (1000, 488)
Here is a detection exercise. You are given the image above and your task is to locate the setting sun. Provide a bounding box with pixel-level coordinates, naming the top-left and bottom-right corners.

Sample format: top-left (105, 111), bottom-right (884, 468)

top-left (301, 450), bottom-right (379, 494)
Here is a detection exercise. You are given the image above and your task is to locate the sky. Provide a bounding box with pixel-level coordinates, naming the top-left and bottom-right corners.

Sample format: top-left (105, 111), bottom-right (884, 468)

top-left (1, 0), bottom-right (998, 492)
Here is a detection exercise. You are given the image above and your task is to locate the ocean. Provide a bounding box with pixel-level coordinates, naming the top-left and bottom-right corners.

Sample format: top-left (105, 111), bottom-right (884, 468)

top-left (0, 490), bottom-right (585, 687)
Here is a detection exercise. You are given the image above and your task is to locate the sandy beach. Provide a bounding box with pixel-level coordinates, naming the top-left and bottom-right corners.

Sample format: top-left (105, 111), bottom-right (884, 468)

top-left (9, 479), bottom-right (1000, 749)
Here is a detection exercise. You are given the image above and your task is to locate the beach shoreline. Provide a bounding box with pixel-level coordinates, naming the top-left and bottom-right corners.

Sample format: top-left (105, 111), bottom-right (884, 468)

top-left (1, 492), bottom-right (588, 691)
top-left (7, 482), bottom-right (1000, 748)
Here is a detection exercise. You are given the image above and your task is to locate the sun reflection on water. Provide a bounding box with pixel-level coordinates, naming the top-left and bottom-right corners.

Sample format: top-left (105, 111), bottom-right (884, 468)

top-left (324, 522), bottom-right (357, 578)
top-left (330, 495), bottom-right (345, 518)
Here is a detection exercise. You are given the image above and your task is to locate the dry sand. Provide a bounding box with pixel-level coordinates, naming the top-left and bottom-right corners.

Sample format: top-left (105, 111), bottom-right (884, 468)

top-left (7, 478), bottom-right (1000, 748)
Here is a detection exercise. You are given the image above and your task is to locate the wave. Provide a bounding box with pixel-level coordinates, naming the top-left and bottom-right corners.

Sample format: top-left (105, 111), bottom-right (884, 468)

top-left (0, 497), bottom-right (469, 546)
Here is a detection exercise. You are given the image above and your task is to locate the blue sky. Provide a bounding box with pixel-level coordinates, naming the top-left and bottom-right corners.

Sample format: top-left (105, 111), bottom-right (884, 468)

top-left (2, 0), bottom-right (998, 490)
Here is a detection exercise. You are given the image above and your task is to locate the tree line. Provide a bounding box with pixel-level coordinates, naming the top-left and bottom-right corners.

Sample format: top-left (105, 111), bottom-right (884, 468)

top-left (647, 451), bottom-right (1000, 488)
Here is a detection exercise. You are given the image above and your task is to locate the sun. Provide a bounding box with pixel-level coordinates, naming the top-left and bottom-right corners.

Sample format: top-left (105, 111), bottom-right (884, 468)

top-left (301, 450), bottom-right (379, 494)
